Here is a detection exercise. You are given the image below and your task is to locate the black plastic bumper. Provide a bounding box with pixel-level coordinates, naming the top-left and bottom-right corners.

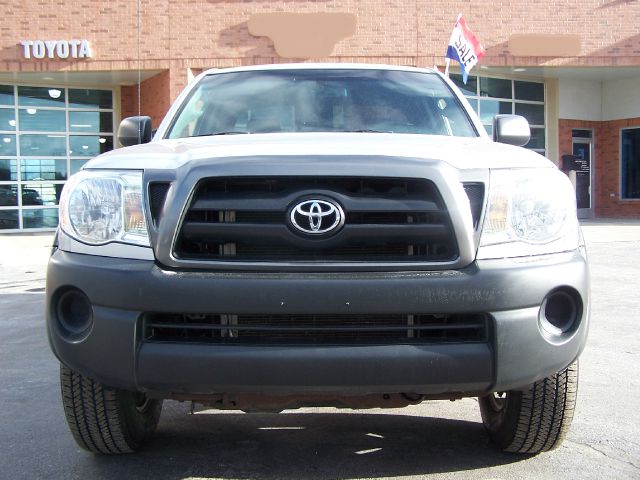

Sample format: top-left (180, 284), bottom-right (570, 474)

top-left (46, 249), bottom-right (589, 397)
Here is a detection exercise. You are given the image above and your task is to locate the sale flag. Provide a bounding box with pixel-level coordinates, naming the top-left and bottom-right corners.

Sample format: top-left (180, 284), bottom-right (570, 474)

top-left (445, 14), bottom-right (485, 83)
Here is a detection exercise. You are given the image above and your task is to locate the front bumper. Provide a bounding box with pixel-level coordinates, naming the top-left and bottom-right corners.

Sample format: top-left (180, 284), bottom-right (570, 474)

top-left (46, 249), bottom-right (589, 397)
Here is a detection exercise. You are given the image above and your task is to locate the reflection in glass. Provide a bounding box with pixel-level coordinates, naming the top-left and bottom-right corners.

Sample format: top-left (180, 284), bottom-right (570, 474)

top-left (70, 159), bottom-right (88, 175)
top-left (514, 81), bottom-right (544, 102)
top-left (449, 74), bottom-right (478, 97)
top-left (479, 99), bottom-right (511, 124)
top-left (0, 159), bottom-right (17, 181)
top-left (22, 183), bottom-right (61, 206)
top-left (0, 185), bottom-right (18, 206)
top-left (0, 135), bottom-right (16, 156)
top-left (0, 108), bottom-right (16, 131)
top-left (0, 209), bottom-right (19, 229)
top-left (18, 86), bottom-right (66, 107)
top-left (19, 108), bottom-right (66, 132)
top-left (69, 111), bottom-right (114, 132)
top-left (19, 134), bottom-right (67, 156)
top-left (621, 128), bottom-right (640, 199)
top-left (572, 129), bottom-right (592, 139)
top-left (480, 77), bottom-right (511, 99)
top-left (20, 159), bottom-right (67, 181)
top-left (525, 127), bottom-right (546, 150)
top-left (68, 89), bottom-right (113, 109)
top-left (69, 135), bottom-right (113, 156)
top-left (0, 85), bottom-right (14, 106)
top-left (515, 103), bottom-right (545, 126)
top-left (22, 208), bottom-right (59, 229)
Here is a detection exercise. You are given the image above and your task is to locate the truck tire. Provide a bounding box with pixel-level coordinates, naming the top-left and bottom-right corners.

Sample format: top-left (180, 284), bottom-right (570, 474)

top-left (479, 361), bottom-right (578, 454)
top-left (60, 364), bottom-right (162, 454)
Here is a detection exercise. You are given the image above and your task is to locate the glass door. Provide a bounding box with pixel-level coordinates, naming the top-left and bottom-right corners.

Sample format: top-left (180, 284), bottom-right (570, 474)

top-left (571, 130), bottom-right (594, 219)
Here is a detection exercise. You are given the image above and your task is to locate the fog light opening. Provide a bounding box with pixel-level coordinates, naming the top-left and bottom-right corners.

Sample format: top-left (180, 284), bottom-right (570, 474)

top-left (55, 289), bottom-right (93, 340)
top-left (540, 289), bottom-right (581, 337)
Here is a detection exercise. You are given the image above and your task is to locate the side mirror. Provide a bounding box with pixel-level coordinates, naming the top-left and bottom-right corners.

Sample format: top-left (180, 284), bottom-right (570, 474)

top-left (493, 115), bottom-right (530, 147)
top-left (118, 116), bottom-right (153, 147)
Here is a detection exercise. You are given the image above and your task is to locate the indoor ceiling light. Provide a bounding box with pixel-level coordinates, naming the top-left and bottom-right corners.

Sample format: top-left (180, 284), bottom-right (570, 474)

top-left (48, 89), bottom-right (62, 99)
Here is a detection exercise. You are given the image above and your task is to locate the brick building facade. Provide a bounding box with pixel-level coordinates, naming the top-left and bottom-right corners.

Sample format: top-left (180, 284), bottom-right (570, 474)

top-left (0, 0), bottom-right (639, 229)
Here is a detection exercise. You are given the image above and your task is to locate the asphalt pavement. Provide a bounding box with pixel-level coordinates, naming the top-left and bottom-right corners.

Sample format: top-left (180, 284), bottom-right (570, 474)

top-left (0, 221), bottom-right (639, 479)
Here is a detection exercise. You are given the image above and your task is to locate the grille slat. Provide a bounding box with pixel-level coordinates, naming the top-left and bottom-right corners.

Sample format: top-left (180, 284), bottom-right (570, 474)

top-left (144, 313), bottom-right (489, 345)
top-left (175, 177), bottom-right (460, 263)
top-left (181, 223), bottom-right (450, 243)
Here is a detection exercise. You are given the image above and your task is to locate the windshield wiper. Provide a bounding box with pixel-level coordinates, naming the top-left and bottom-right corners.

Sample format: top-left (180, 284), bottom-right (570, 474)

top-left (188, 131), bottom-right (248, 137)
top-left (346, 129), bottom-right (386, 133)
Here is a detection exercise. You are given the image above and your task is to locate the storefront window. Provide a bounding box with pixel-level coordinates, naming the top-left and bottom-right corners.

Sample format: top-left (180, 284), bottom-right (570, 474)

top-left (0, 159), bottom-right (17, 181)
top-left (621, 128), bottom-right (640, 199)
top-left (0, 108), bottom-right (16, 130)
top-left (0, 85), bottom-right (14, 106)
top-left (19, 108), bottom-right (66, 132)
top-left (69, 111), bottom-right (113, 132)
top-left (0, 209), bottom-right (19, 229)
top-left (18, 86), bottom-right (66, 107)
top-left (450, 74), bottom-right (546, 155)
top-left (70, 159), bottom-right (89, 175)
top-left (479, 99), bottom-right (511, 124)
top-left (0, 84), bottom-right (114, 230)
top-left (515, 103), bottom-right (544, 126)
top-left (0, 134), bottom-right (16, 156)
top-left (20, 159), bottom-right (67, 181)
top-left (69, 135), bottom-right (113, 156)
top-left (480, 77), bottom-right (511, 99)
top-left (20, 134), bottom-right (67, 156)
top-left (68, 89), bottom-right (113, 109)
top-left (22, 208), bottom-right (58, 229)
top-left (450, 75), bottom-right (477, 97)
top-left (0, 185), bottom-right (18, 206)
top-left (514, 81), bottom-right (544, 102)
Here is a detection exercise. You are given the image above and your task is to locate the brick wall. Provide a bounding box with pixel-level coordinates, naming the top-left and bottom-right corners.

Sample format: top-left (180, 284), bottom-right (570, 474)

top-left (559, 118), bottom-right (640, 218)
top-left (120, 71), bottom-right (171, 129)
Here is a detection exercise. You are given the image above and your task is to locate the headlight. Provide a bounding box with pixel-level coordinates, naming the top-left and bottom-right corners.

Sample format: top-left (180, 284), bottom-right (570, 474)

top-left (477, 168), bottom-right (580, 259)
top-left (59, 170), bottom-right (150, 246)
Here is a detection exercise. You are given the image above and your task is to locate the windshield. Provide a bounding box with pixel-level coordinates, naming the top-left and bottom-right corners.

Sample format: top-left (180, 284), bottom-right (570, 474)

top-left (166, 69), bottom-right (478, 139)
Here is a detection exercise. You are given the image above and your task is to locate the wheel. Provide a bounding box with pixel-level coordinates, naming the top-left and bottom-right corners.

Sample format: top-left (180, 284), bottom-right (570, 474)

top-left (479, 360), bottom-right (578, 454)
top-left (60, 364), bottom-right (163, 454)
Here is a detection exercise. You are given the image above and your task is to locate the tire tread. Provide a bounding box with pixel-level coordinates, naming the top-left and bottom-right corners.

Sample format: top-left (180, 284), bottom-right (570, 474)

top-left (481, 361), bottom-right (578, 454)
top-left (60, 365), bottom-right (161, 454)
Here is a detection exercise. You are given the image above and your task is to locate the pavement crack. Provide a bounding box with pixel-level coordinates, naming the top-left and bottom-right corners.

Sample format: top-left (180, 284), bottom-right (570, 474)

top-left (576, 441), bottom-right (640, 471)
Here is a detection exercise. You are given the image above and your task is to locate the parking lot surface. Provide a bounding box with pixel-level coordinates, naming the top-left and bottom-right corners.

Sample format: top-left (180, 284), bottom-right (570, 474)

top-left (0, 221), bottom-right (639, 479)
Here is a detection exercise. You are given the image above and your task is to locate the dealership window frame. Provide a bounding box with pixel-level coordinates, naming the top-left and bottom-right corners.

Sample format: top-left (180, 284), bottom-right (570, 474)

top-left (621, 127), bottom-right (640, 200)
top-left (449, 73), bottom-right (546, 156)
top-left (0, 84), bottom-right (115, 231)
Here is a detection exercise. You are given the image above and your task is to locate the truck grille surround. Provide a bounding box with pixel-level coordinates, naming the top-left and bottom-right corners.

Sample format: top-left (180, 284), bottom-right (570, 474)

top-left (143, 313), bottom-right (490, 345)
top-left (174, 177), bottom-right (465, 263)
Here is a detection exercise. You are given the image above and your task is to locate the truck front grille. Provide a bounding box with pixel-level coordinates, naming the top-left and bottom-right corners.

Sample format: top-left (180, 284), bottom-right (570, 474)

top-left (143, 313), bottom-right (489, 345)
top-left (174, 177), bottom-right (460, 263)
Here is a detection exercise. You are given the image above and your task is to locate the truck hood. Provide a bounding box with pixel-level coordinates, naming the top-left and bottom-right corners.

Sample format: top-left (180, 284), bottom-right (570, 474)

top-left (86, 132), bottom-right (555, 171)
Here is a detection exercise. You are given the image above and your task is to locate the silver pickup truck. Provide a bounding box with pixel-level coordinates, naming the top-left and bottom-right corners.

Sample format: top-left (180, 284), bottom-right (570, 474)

top-left (46, 64), bottom-right (589, 454)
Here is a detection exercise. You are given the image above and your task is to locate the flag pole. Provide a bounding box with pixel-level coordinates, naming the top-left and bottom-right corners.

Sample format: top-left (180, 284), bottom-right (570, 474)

top-left (444, 13), bottom-right (463, 78)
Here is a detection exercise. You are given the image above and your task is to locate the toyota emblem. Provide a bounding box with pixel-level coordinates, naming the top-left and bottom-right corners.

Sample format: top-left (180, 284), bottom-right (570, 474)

top-left (289, 199), bottom-right (345, 235)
